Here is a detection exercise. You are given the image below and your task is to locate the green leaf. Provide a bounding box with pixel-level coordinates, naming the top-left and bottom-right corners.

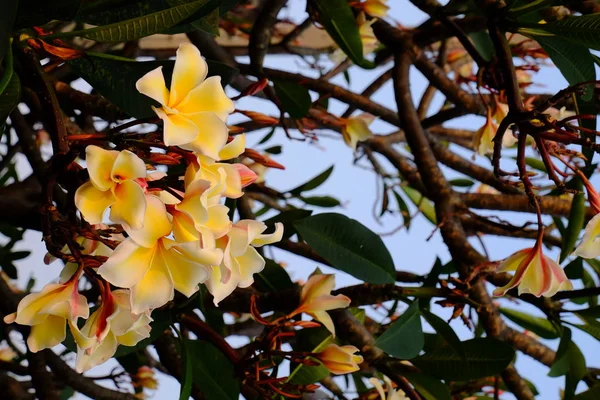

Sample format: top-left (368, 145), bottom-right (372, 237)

top-left (420, 307), bottom-right (466, 360)
top-left (500, 307), bottom-right (559, 339)
top-left (187, 340), bottom-right (240, 400)
top-left (0, 261), bottom-right (17, 280)
top-left (273, 80), bottom-right (311, 119)
top-left (263, 145), bottom-right (282, 155)
top-left (69, 54), bottom-right (237, 118)
top-left (0, 1), bottom-right (18, 65)
top-left (376, 301), bottom-right (424, 359)
top-left (575, 385), bottom-right (600, 400)
top-left (560, 177), bottom-right (585, 263)
top-left (309, 0), bottom-right (373, 68)
top-left (263, 209), bottom-right (312, 240)
top-left (449, 178), bottom-right (474, 188)
top-left (254, 258), bottom-right (294, 292)
top-left (401, 186), bottom-right (437, 224)
top-left (548, 328), bottom-right (586, 382)
top-left (179, 334), bottom-right (193, 400)
top-left (392, 190), bottom-right (411, 229)
top-left (53, 0), bottom-right (210, 42)
top-left (401, 371), bottom-right (451, 400)
top-left (15, 0), bottom-right (82, 29)
top-left (165, 0), bottom-right (221, 35)
top-left (469, 30), bottom-right (494, 62)
top-left (412, 338), bottom-right (516, 381)
top-left (288, 328), bottom-right (334, 385)
top-left (294, 213), bottom-right (396, 284)
top-left (533, 14), bottom-right (600, 52)
top-left (300, 195), bottom-right (341, 208)
top-left (531, 34), bottom-right (596, 101)
top-left (288, 165), bottom-right (334, 196)
top-left (0, 72), bottom-right (20, 125)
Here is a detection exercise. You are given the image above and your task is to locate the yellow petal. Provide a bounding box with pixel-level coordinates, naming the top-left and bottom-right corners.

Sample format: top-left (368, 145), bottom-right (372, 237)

top-left (154, 107), bottom-right (199, 147)
top-left (75, 332), bottom-right (118, 373)
top-left (27, 315), bottom-right (66, 352)
top-left (130, 243), bottom-right (174, 314)
top-left (301, 274), bottom-right (335, 303)
top-left (169, 43), bottom-right (208, 107)
top-left (110, 180), bottom-right (147, 230)
top-left (232, 246), bottom-right (265, 288)
top-left (518, 253), bottom-right (550, 297)
top-left (219, 134), bottom-right (246, 161)
top-left (176, 76), bottom-right (234, 120)
top-left (180, 112), bottom-right (229, 160)
top-left (344, 116), bottom-right (373, 150)
top-left (98, 239), bottom-right (154, 288)
top-left (310, 310), bottom-right (336, 336)
top-left (161, 240), bottom-right (210, 297)
top-left (85, 145), bottom-right (118, 191)
top-left (204, 205), bottom-right (231, 239)
top-left (206, 264), bottom-right (238, 306)
top-left (251, 222), bottom-right (284, 247)
top-left (124, 195), bottom-right (171, 248)
top-left (75, 181), bottom-right (116, 225)
top-left (172, 210), bottom-right (201, 243)
top-left (111, 150), bottom-right (146, 182)
top-left (136, 66), bottom-right (169, 106)
top-left (574, 214), bottom-right (600, 259)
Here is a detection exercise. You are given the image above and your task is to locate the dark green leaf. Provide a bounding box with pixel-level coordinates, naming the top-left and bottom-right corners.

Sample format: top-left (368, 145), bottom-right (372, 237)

top-left (263, 145), bottom-right (282, 155)
top-left (0, 1), bottom-right (18, 64)
top-left (300, 195), bottom-right (341, 208)
top-left (309, 0), bottom-right (373, 68)
top-left (15, 0), bottom-right (82, 29)
top-left (254, 258), bottom-right (295, 292)
top-left (8, 250), bottom-right (31, 261)
top-left (575, 385), bottom-right (600, 400)
top-left (69, 54), bottom-right (237, 118)
top-left (376, 301), bottom-right (424, 359)
top-left (412, 338), bottom-right (516, 381)
top-left (401, 186), bottom-right (437, 224)
top-left (565, 257), bottom-right (584, 279)
top-left (531, 34), bottom-right (595, 101)
top-left (560, 177), bottom-right (585, 263)
top-left (188, 340), bottom-right (239, 400)
top-left (402, 371), bottom-right (451, 400)
top-left (449, 178), bottom-right (474, 188)
top-left (294, 213), bottom-right (396, 284)
top-left (257, 128), bottom-right (275, 144)
top-left (469, 30), bottom-right (494, 62)
top-left (0, 261), bottom-right (17, 280)
top-left (0, 72), bottom-right (20, 125)
top-left (548, 329), bottom-right (586, 383)
top-left (263, 209), bottom-right (312, 240)
top-left (288, 165), bottom-right (334, 196)
top-left (165, 0), bottom-right (220, 35)
top-left (179, 334), bottom-right (193, 400)
top-left (532, 14), bottom-right (600, 52)
top-left (500, 307), bottom-right (559, 339)
top-left (420, 307), bottom-right (466, 360)
top-left (288, 328), bottom-right (333, 384)
top-left (392, 190), bottom-right (411, 229)
top-left (273, 80), bottom-right (311, 119)
top-left (59, 386), bottom-right (75, 400)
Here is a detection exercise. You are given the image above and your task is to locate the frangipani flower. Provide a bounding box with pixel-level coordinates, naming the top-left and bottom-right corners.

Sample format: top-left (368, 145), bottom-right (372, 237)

top-left (341, 113), bottom-right (375, 150)
top-left (98, 195), bottom-right (222, 313)
top-left (132, 366), bottom-right (158, 390)
top-left (69, 289), bottom-right (152, 372)
top-left (361, 0), bottom-right (389, 18)
top-left (574, 177), bottom-right (600, 259)
top-left (136, 43), bottom-right (235, 159)
top-left (75, 146), bottom-right (147, 230)
top-left (370, 376), bottom-right (408, 400)
top-left (206, 220), bottom-right (284, 305)
top-left (291, 274), bottom-right (351, 335)
top-left (474, 109), bottom-right (497, 156)
top-left (4, 279), bottom-right (89, 352)
top-left (0, 346), bottom-right (17, 361)
top-left (316, 344), bottom-right (363, 374)
top-left (493, 238), bottom-right (573, 297)
top-left (184, 153), bottom-right (257, 199)
top-left (330, 12), bottom-right (378, 63)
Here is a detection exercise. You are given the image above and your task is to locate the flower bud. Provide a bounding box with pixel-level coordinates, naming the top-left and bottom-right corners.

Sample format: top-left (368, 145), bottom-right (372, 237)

top-left (316, 344), bottom-right (363, 374)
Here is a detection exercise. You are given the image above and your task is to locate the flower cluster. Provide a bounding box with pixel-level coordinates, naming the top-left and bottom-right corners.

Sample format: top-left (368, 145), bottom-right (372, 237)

top-left (4, 43), bottom-right (283, 372)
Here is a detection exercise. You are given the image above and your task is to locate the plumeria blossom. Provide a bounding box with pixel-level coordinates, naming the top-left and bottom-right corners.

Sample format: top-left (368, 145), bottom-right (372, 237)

top-left (316, 344), bottom-right (363, 374)
top-left (360, 0), bottom-right (389, 18)
top-left (98, 195), bottom-right (222, 313)
top-left (4, 278), bottom-right (89, 352)
top-left (69, 289), bottom-right (152, 372)
top-left (493, 236), bottom-right (572, 297)
top-left (341, 113), bottom-right (375, 150)
top-left (573, 176), bottom-right (600, 259)
top-left (185, 152), bottom-right (257, 199)
top-left (369, 376), bottom-right (409, 400)
top-left (135, 43), bottom-right (235, 159)
top-left (205, 220), bottom-right (284, 305)
top-left (290, 273), bottom-right (351, 335)
top-left (132, 366), bottom-right (159, 391)
top-left (75, 146), bottom-right (147, 230)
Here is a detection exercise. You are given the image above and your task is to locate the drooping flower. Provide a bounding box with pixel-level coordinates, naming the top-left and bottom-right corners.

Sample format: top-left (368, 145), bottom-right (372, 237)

top-left (341, 113), bottom-right (375, 150)
top-left (205, 220), bottom-right (284, 305)
top-left (4, 278), bottom-right (89, 352)
top-left (493, 236), bottom-right (573, 297)
top-left (98, 195), bottom-right (222, 313)
top-left (473, 109), bottom-right (497, 156)
top-left (290, 273), bottom-right (351, 335)
top-left (136, 43), bottom-right (235, 159)
top-left (369, 376), bottom-right (409, 400)
top-left (75, 145), bottom-right (147, 230)
top-left (316, 344), bottom-right (363, 374)
top-left (69, 289), bottom-right (152, 372)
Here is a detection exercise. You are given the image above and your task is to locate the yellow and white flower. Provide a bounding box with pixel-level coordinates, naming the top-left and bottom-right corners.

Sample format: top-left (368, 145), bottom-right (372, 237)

top-left (341, 113), bottom-right (375, 150)
top-left (316, 344), bottom-right (363, 374)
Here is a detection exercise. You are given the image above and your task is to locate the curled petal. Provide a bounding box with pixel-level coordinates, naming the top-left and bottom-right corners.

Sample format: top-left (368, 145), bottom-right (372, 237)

top-left (136, 66), bottom-right (169, 106)
top-left (206, 264), bottom-right (238, 306)
top-left (110, 180), bottom-right (147, 230)
top-left (177, 76), bottom-right (234, 120)
top-left (124, 195), bottom-right (172, 248)
top-left (180, 112), bottom-right (229, 160)
top-left (219, 134), bottom-right (246, 161)
top-left (111, 150), bottom-right (146, 182)
top-left (85, 145), bottom-right (118, 191)
top-left (169, 43), bottom-right (208, 108)
top-left (252, 222), bottom-right (284, 247)
top-left (310, 310), bottom-right (336, 336)
top-left (98, 239), bottom-right (154, 289)
top-left (27, 315), bottom-right (66, 352)
top-left (233, 246), bottom-right (265, 288)
top-left (154, 107), bottom-right (199, 147)
top-left (75, 181), bottom-right (115, 225)
top-left (161, 240), bottom-right (210, 297)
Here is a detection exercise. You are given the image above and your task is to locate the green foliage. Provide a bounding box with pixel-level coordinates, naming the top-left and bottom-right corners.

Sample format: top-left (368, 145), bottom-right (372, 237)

top-left (287, 165), bottom-right (334, 196)
top-left (401, 186), bottom-right (437, 224)
top-left (187, 340), bottom-right (240, 400)
top-left (0, 72), bottom-right (20, 125)
top-left (288, 327), bottom-right (333, 385)
top-left (402, 370), bottom-right (451, 400)
top-left (294, 213), bottom-right (396, 284)
top-left (263, 209), bottom-right (312, 240)
top-left (500, 307), bottom-right (559, 339)
top-left (273, 80), bottom-right (312, 119)
top-left (308, 0), bottom-right (374, 68)
top-left (376, 301), bottom-right (424, 359)
top-left (254, 258), bottom-right (295, 292)
top-left (15, 0), bottom-right (82, 29)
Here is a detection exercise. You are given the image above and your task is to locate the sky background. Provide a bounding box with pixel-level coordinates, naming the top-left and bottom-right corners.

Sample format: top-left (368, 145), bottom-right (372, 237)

top-left (4, 0), bottom-right (600, 398)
